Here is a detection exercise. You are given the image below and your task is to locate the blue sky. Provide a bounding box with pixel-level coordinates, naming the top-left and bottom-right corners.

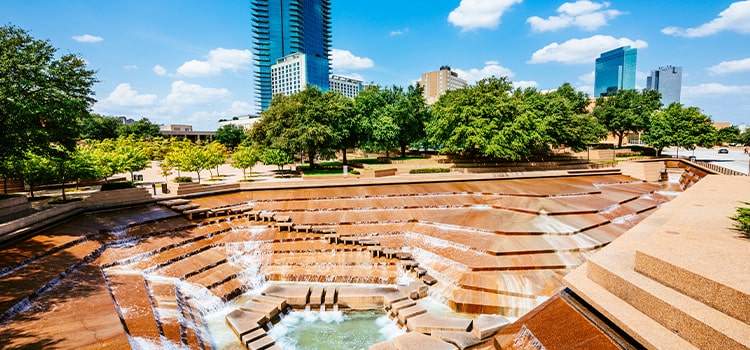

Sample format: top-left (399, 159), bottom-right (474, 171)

top-left (3, 0), bottom-right (750, 130)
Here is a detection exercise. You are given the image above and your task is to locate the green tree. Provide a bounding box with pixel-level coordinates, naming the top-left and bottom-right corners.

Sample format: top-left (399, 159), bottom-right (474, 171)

top-left (13, 152), bottom-right (55, 198)
top-left (593, 89), bottom-right (662, 148)
top-left (252, 87), bottom-right (340, 169)
top-left (642, 103), bottom-right (716, 156)
top-left (206, 141), bottom-right (227, 177)
top-left (262, 148), bottom-right (293, 173)
top-left (231, 146), bottom-right (262, 180)
top-left (392, 84), bottom-right (429, 157)
top-left (81, 114), bottom-right (122, 141)
top-left (543, 83), bottom-right (606, 151)
top-left (0, 25), bottom-right (97, 161)
top-left (52, 146), bottom-right (98, 201)
top-left (89, 136), bottom-right (149, 181)
top-left (215, 124), bottom-right (247, 149)
top-left (117, 117), bottom-right (161, 139)
top-left (716, 125), bottom-right (740, 144)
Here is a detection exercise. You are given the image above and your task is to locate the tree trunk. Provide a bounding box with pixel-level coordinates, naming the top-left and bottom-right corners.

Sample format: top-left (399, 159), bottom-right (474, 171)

top-left (196, 170), bottom-right (202, 184)
top-left (308, 151), bottom-right (316, 169)
top-left (61, 176), bottom-right (67, 202)
top-left (400, 144), bottom-right (407, 158)
top-left (342, 149), bottom-right (348, 165)
top-left (216, 165), bottom-right (221, 176)
top-left (28, 181), bottom-right (35, 199)
top-left (616, 132), bottom-right (624, 148)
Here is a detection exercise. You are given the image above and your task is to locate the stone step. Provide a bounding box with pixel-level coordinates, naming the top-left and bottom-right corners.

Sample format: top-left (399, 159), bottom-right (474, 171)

top-left (246, 335), bottom-right (276, 350)
top-left (392, 331), bottom-right (457, 350)
top-left (432, 331), bottom-right (484, 350)
top-left (252, 294), bottom-right (288, 312)
top-left (240, 301), bottom-right (280, 321)
top-left (396, 305), bottom-right (427, 324)
top-left (225, 309), bottom-right (267, 338)
top-left (406, 313), bottom-right (472, 334)
top-left (262, 285), bottom-right (311, 308)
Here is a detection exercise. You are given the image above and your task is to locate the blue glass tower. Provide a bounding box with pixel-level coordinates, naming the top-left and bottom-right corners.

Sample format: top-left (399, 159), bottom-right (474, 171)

top-left (594, 46), bottom-right (637, 97)
top-left (646, 65), bottom-right (682, 106)
top-left (252, 0), bottom-right (332, 111)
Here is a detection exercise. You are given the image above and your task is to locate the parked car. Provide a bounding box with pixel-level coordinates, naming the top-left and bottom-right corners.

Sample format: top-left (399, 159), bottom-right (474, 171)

top-left (718, 148), bottom-right (729, 154)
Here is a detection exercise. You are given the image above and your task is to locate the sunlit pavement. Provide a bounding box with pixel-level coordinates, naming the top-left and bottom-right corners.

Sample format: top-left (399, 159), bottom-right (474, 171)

top-left (661, 146), bottom-right (750, 175)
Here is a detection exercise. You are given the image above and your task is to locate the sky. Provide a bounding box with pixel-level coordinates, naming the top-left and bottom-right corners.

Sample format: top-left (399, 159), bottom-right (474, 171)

top-left (3, 0), bottom-right (750, 131)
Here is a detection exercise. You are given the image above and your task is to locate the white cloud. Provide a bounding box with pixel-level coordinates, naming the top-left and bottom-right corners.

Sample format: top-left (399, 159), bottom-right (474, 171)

top-left (529, 35), bottom-right (647, 64)
top-left (682, 83), bottom-right (750, 97)
top-left (153, 65), bottom-right (167, 76)
top-left (578, 71), bottom-right (595, 85)
top-left (72, 34), bottom-right (103, 43)
top-left (160, 80), bottom-right (230, 109)
top-left (453, 60), bottom-right (514, 84)
top-left (448, 0), bottom-right (523, 32)
top-left (331, 49), bottom-right (374, 70)
top-left (527, 1), bottom-right (623, 32)
top-left (176, 48), bottom-right (252, 77)
top-left (123, 65), bottom-right (139, 71)
top-left (390, 28), bottom-right (409, 36)
top-left (708, 57), bottom-right (750, 75)
top-left (661, 1), bottom-right (750, 37)
top-left (99, 83), bottom-right (158, 107)
top-left (513, 80), bottom-right (539, 89)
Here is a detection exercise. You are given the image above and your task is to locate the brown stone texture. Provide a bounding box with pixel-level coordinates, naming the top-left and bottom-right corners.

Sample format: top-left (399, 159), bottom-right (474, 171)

top-left (494, 293), bottom-right (623, 349)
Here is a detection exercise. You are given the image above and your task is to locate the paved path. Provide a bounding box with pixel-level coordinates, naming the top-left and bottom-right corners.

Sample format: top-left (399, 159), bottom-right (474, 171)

top-left (662, 146), bottom-right (750, 175)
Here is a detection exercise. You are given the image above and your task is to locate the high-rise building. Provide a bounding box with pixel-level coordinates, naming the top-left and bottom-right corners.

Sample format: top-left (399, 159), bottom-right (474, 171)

top-left (594, 46), bottom-right (637, 97)
top-left (646, 65), bottom-right (682, 106)
top-left (271, 52), bottom-right (306, 97)
top-left (251, 0), bottom-right (332, 111)
top-left (419, 66), bottom-right (467, 104)
top-left (329, 74), bottom-right (362, 98)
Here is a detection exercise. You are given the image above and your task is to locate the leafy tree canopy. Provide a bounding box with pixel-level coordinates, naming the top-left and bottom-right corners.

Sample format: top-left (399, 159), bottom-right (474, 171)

top-left (81, 114), bottom-right (123, 141)
top-left (0, 24), bottom-right (97, 160)
top-left (215, 124), bottom-right (247, 149)
top-left (116, 117), bottom-right (161, 139)
top-left (642, 103), bottom-right (716, 156)
top-left (592, 89), bottom-right (662, 148)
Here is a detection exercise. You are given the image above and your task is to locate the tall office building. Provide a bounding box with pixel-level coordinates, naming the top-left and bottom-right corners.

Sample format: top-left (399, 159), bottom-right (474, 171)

top-left (646, 65), bottom-right (682, 106)
top-left (594, 46), bottom-right (637, 97)
top-left (271, 52), bottom-right (306, 97)
top-left (251, 0), bottom-right (332, 111)
top-left (419, 66), bottom-right (467, 105)
top-left (329, 74), bottom-right (363, 98)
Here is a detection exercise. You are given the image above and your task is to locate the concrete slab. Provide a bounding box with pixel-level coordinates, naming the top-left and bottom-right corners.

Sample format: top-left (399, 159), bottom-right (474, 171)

top-left (252, 294), bottom-right (288, 312)
top-left (397, 305), bottom-right (427, 324)
top-left (241, 328), bottom-right (267, 346)
top-left (337, 286), bottom-right (389, 309)
top-left (406, 313), bottom-right (472, 334)
top-left (324, 286), bottom-right (337, 306)
top-left (472, 314), bottom-right (509, 339)
top-left (262, 285), bottom-right (310, 308)
top-left (240, 301), bottom-right (280, 320)
top-left (225, 309), bottom-right (266, 338)
top-left (390, 299), bottom-right (416, 313)
top-left (247, 334), bottom-right (275, 350)
top-left (392, 331), bottom-right (457, 350)
top-left (432, 331), bottom-right (484, 350)
top-left (309, 285), bottom-right (324, 307)
top-left (369, 340), bottom-right (399, 350)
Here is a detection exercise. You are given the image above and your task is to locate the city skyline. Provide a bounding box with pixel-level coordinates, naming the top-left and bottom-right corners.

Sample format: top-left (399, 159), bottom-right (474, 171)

top-left (594, 46), bottom-right (637, 97)
top-left (2, 0), bottom-right (749, 130)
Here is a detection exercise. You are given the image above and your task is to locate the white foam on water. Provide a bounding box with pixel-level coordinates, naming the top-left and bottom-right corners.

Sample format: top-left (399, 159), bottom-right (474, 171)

top-left (375, 315), bottom-right (405, 340)
top-left (128, 336), bottom-right (186, 350)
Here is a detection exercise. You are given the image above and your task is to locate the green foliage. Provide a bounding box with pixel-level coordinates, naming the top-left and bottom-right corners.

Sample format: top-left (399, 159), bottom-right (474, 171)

top-left (593, 89), bottom-right (662, 148)
top-left (100, 181), bottom-right (136, 191)
top-left (165, 141), bottom-right (214, 183)
top-left (215, 124), bottom-right (247, 149)
top-left (231, 145), bottom-right (262, 180)
top-left (716, 126), bottom-right (740, 144)
top-left (642, 103), bottom-right (716, 156)
top-left (0, 25), bottom-right (97, 161)
top-left (173, 176), bottom-right (193, 183)
top-left (81, 114), bottom-right (123, 140)
top-left (116, 117), bottom-right (161, 139)
top-left (88, 136), bottom-right (150, 180)
top-left (427, 78), bottom-right (606, 160)
top-left (729, 202), bottom-right (750, 237)
top-left (261, 148), bottom-right (293, 171)
top-left (409, 168), bottom-right (450, 174)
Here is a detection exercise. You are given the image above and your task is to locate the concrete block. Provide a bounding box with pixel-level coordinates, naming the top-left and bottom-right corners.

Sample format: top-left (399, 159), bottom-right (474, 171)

top-left (392, 331), bottom-right (456, 350)
top-left (432, 331), bottom-right (484, 350)
top-left (225, 309), bottom-right (266, 338)
top-left (397, 305), bottom-right (427, 324)
top-left (472, 314), bottom-right (509, 339)
top-left (406, 313), bottom-right (472, 334)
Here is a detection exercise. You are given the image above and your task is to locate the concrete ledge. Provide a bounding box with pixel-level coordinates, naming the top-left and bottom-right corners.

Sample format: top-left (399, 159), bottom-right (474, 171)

top-left (432, 331), bottom-right (483, 350)
top-left (406, 313), bottom-right (472, 334)
top-left (392, 332), bottom-right (456, 350)
top-left (262, 285), bottom-right (310, 308)
top-left (225, 309), bottom-right (266, 338)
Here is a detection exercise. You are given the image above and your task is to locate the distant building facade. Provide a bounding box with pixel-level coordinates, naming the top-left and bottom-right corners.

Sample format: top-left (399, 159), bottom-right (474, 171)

top-left (271, 52), bottom-right (307, 97)
top-left (646, 65), bottom-right (682, 106)
top-left (159, 124), bottom-right (214, 141)
top-left (251, 0), bottom-right (332, 111)
top-left (329, 74), bottom-right (362, 98)
top-left (594, 46), bottom-right (637, 97)
top-left (419, 66), bottom-right (467, 104)
top-left (217, 115), bottom-right (261, 130)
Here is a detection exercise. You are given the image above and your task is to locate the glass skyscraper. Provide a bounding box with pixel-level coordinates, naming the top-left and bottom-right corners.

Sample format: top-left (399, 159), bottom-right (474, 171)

top-left (251, 0), bottom-right (332, 111)
top-left (646, 65), bottom-right (682, 106)
top-left (594, 46), bottom-right (637, 97)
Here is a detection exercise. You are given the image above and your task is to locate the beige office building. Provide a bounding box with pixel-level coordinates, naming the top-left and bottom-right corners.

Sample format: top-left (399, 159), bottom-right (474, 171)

top-left (419, 65), bottom-right (467, 104)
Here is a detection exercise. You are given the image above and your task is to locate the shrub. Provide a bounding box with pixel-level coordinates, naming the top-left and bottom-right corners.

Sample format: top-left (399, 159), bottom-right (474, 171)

top-left (100, 181), bottom-right (136, 191)
top-left (174, 176), bottom-right (193, 183)
top-left (730, 202), bottom-right (750, 237)
top-left (409, 168), bottom-right (450, 174)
